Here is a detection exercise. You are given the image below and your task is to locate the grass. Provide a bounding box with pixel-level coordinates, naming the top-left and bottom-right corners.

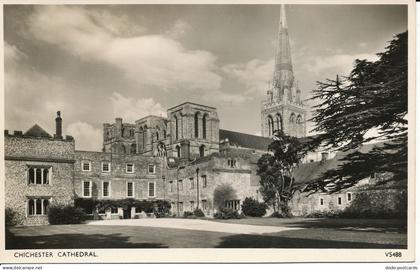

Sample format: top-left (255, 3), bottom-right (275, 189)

top-left (6, 218), bottom-right (407, 249)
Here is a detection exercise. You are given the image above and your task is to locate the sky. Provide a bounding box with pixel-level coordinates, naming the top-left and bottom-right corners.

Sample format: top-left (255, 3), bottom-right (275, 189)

top-left (4, 4), bottom-right (407, 151)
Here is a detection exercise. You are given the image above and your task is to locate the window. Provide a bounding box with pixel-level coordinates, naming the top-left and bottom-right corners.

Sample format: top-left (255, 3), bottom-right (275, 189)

top-left (190, 177), bottom-right (194, 189)
top-left (190, 201), bottom-right (195, 211)
top-left (370, 172), bottom-right (376, 179)
top-left (82, 181), bottom-right (91, 197)
top-left (111, 207), bottom-right (118, 214)
top-left (199, 145), bottom-right (205, 157)
top-left (338, 197), bottom-right (342, 205)
top-left (194, 112), bottom-right (200, 138)
top-left (319, 198), bottom-right (324, 206)
top-left (174, 115), bottom-right (179, 140)
top-left (175, 145), bottom-right (181, 158)
top-left (101, 162), bottom-right (110, 173)
top-left (148, 182), bottom-right (155, 197)
top-left (81, 161), bottom-right (91, 172)
top-left (148, 164), bottom-right (156, 174)
top-left (27, 198), bottom-right (49, 216)
top-left (127, 182), bottom-right (134, 197)
top-left (28, 167), bottom-right (50, 185)
top-left (201, 200), bottom-right (207, 210)
top-left (178, 180), bottom-right (183, 191)
top-left (178, 202), bottom-right (184, 212)
top-left (201, 175), bottom-right (207, 188)
top-left (347, 193), bottom-right (352, 202)
top-left (228, 159), bottom-right (237, 168)
top-left (169, 181), bottom-right (173, 192)
top-left (103, 181), bottom-right (110, 197)
top-left (321, 152), bottom-right (328, 161)
top-left (202, 114), bottom-right (207, 139)
top-left (225, 200), bottom-right (240, 211)
top-left (98, 208), bottom-right (106, 214)
top-left (126, 163), bottom-right (134, 173)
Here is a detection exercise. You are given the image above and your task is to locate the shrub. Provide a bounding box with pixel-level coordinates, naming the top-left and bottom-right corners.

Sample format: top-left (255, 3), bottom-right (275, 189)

top-left (183, 211), bottom-right (194, 218)
top-left (304, 210), bottom-right (341, 218)
top-left (241, 197), bottom-right (267, 217)
top-left (193, 208), bottom-right (205, 217)
top-left (48, 205), bottom-right (87, 224)
top-left (214, 207), bottom-right (241, 219)
top-left (5, 208), bottom-right (24, 226)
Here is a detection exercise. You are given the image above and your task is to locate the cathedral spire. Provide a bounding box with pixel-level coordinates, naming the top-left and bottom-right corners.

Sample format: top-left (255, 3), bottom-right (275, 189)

top-left (273, 4), bottom-right (294, 97)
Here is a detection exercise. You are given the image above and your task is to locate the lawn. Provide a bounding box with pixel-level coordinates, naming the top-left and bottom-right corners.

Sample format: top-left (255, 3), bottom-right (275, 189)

top-left (6, 218), bottom-right (407, 249)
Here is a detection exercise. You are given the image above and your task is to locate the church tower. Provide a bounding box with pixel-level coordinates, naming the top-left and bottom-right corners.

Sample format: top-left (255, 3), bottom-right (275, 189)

top-left (261, 5), bottom-right (306, 138)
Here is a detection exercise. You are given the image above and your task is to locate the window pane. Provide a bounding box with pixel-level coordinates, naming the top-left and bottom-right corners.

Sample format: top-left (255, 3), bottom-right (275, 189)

top-left (36, 199), bottom-right (42, 215)
top-left (148, 183), bottom-right (155, 197)
top-left (127, 182), bottom-right (133, 197)
top-left (35, 169), bottom-right (42, 184)
top-left (103, 182), bottom-right (109, 197)
top-left (28, 168), bottom-right (35, 184)
top-left (43, 200), bottom-right (49, 215)
top-left (43, 169), bottom-right (49, 184)
top-left (28, 199), bottom-right (34, 215)
top-left (83, 182), bottom-right (90, 197)
top-left (83, 163), bottom-right (90, 171)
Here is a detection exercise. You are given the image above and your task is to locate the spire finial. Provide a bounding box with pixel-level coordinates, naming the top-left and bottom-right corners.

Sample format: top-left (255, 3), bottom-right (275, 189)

top-left (280, 4), bottom-right (287, 29)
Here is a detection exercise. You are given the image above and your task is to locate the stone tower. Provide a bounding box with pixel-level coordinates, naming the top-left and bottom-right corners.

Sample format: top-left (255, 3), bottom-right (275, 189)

top-left (261, 4), bottom-right (306, 138)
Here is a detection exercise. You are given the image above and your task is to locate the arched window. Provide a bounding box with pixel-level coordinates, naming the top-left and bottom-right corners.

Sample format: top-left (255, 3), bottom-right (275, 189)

top-left (199, 145), bottom-right (205, 157)
top-left (43, 168), bottom-right (49, 184)
top-left (163, 129), bottom-right (167, 138)
top-left (121, 144), bottom-right (126, 154)
top-left (289, 113), bottom-right (296, 123)
top-left (202, 114), bottom-right (208, 139)
top-left (296, 115), bottom-right (302, 124)
top-left (28, 168), bottom-right (35, 184)
top-left (267, 115), bottom-right (274, 137)
top-left (156, 131), bottom-right (159, 141)
top-left (176, 145), bottom-right (181, 158)
top-left (174, 115), bottom-right (179, 141)
top-left (194, 112), bottom-right (200, 138)
top-left (275, 113), bottom-right (283, 132)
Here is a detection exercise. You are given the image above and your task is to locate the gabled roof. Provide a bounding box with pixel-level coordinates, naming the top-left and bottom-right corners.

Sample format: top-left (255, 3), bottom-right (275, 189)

top-left (219, 129), bottom-right (318, 152)
top-left (24, 124), bottom-right (51, 138)
top-left (219, 129), bottom-right (272, 151)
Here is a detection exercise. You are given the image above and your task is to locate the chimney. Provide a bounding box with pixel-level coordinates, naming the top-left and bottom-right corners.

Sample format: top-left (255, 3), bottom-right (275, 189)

top-left (55, 111), bottom-right (63, 139)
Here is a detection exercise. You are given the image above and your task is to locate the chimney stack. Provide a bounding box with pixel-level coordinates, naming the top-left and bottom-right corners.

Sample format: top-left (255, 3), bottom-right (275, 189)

top-left (55, 111), bottom-right (63, 139)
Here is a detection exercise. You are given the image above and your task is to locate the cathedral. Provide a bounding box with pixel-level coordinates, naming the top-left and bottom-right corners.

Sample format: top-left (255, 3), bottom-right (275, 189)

top-left (4, 5), bottom-right (385, 226)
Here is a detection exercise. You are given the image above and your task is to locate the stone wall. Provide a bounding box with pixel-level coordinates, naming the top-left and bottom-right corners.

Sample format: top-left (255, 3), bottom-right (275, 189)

top-left (74, 151), bottom-right (165, 201)
top-left (5, 135), bottom-right (75, 226)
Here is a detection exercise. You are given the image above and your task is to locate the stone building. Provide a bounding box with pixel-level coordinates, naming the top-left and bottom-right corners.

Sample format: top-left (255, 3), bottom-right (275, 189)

top-left (4, 5), bottom-right (402, 225)
top-left (4, 112), bottom-right (75, 226)
top-left (261, 5), bottom-right (306, 138)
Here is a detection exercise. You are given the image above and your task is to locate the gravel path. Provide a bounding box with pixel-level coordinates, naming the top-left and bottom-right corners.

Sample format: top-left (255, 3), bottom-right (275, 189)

top-left (86, 218), bottom-right (300, 235)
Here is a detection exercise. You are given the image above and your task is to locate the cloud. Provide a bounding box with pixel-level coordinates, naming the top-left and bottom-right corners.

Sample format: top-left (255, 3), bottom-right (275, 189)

top-left (222, 59), bottom-right (274, 96)
top-left (302, 53), bottom-right (379, 76)
top-left (27, 6), bottom-right (221, 92)
top-left (166, 19), bottom-right (191, 39)
top-left (5, 42), bottom-right (25, 66)
top-left (203, 90), bottom-right (249, 105)
top-left (66, 122), bottom-right (102, 151)
top-left (109, 92), bottom-right (166, 122)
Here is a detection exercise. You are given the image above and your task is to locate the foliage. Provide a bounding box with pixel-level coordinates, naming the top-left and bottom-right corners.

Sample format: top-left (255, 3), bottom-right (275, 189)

top-left (339, 190), bottom-right (407, 218)
top-left (48, 205), bottom-right (87, 224)
top-left (183, 211), bottom-right (194, 218)
top-left (241, 197), bottom-right (267, 217)
top-left (74, 198), bottom-right (171, 217)
top-left (257, 130), bottom-right (307, 215)
top-left (193, 208), bottom-right (205, 217)
top-left (213, 184), bottom-right (237, 211)
top-left (213, 207), bottom-right (241, 219)
top-left (5, 208), bottom-right (24, 226)
top-left (306, 31), bottom-right (408, 192)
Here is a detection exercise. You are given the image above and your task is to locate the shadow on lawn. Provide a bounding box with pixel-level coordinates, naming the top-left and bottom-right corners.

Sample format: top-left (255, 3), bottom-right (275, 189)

top-left (6, 229), bottom-right (168, 249)
top-left (280, 218), bottom-right (407, 233)
top-left (216, 234), bottom-right (407, 249)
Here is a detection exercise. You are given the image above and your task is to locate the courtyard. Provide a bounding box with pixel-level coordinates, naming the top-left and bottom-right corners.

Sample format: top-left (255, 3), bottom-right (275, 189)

top-left (6, 217), bottom-right (407, 249)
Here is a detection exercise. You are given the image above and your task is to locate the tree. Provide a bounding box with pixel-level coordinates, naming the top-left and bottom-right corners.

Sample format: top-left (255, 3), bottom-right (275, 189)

top-left (305, 31), bottom-right (408, 192)
top-left (257, 131), bottom-right (306, 215)
top-left (213, 184), bottom-right (236, 211)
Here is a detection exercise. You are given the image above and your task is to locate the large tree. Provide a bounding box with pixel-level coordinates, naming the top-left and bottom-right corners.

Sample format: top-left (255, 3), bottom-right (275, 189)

top-left (257, 131), bottom-right (306, 215)
top-left (305, 31), bottom-right (408, 192)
